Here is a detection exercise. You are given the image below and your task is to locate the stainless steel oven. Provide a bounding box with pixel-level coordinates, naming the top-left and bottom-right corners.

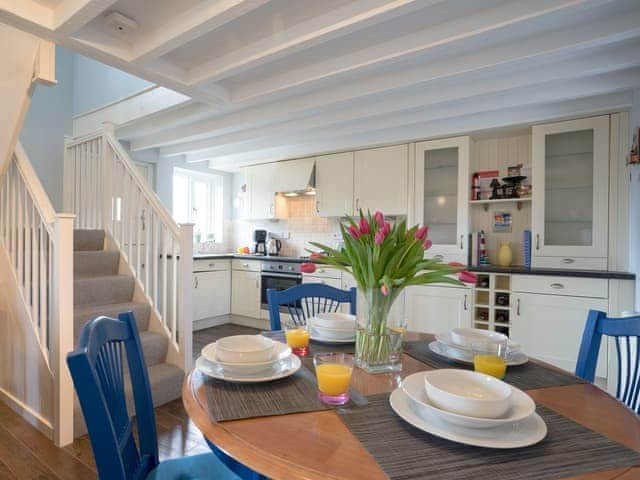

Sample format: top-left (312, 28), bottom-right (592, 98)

top-left (260, 261), bottom-right (302, 310)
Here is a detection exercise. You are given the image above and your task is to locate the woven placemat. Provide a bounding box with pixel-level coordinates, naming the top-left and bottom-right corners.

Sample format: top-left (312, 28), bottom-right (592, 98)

top-left (339, 393), bottom-right (640, 480)
top-left (204, 366), bottom-right (331, 422)
top-left (403, 341), bottom-right (586, 390)
top-left (262, 330), bottom-right (355, 354)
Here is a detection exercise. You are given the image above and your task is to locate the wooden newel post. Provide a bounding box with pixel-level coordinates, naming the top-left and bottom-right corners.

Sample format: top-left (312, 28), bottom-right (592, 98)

top-left (52, 213), bottom-right (75, 446)
top-left (178, 223), bottom-right (194, 371)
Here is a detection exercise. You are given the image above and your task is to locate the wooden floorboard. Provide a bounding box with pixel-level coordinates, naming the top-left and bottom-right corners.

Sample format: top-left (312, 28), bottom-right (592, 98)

top-left (0, 322), bottom-right (256, 479)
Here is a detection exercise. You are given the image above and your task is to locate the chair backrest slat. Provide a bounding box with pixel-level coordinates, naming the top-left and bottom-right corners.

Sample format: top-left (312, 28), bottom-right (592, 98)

top-left (576, 309), bottom-right (640, 414)
top-left (267, 283), bottom-right (357, 330)
top-left (67, 312), bottom-right (159, 480)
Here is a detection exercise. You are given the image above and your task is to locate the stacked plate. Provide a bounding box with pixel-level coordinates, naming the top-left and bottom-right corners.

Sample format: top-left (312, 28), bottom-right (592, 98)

top-left (391, 369), bottom-right (547, 448)
top-left (431, 327), bottom-right (528, 366)
top-left (308, 312), bottom-right (356, 344)
top-left (196, 334), bottom-right (300, 383)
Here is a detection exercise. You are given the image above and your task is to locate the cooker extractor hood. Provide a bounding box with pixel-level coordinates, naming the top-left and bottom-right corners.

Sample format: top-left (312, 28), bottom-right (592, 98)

top-left (275, 157), bottom-right (315, 195)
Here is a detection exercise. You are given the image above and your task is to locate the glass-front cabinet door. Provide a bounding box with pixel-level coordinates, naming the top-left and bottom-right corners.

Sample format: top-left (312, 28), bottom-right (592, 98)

top-left (413, 137), bottom-right (470, 263)
top-left (532, 116), bottom-right (609, 269)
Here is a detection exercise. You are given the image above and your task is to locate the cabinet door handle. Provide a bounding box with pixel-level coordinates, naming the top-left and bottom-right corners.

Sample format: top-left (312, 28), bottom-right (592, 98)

top-left (516, 298), bottom-right (520, 315)
top-left (562, 258), bottom-right (575, 264)
top-left (463, 294), bottom-right (468, 311)
top-left (209, 262), bottom-right (215, 267)
top-left (434, 254), bottom-right (444, 261)
top-left (194, 276), bottom-right (199, 288)
top-left (460, 235), bottom-right (464, 249)
top-left (242, 263), bottom-right (249, 267)
top-left (535, 234), bottom-right (540, 250)
top-left (316, 200), bottom-right (320, 213)
top-left (355, 198), bottom-right (359, 211)
top-left (550, 283), bottom-right (565, 289)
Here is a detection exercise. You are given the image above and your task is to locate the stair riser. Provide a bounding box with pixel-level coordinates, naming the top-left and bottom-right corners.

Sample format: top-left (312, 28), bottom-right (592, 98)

top-left (74, 276), bottom-right (134, 306)
top-left (74, 251), bottom-right (120, 276)
top-left (74, 230), bottom-right (105, 251)
top-left (74, 303), bottom-right (151, 342)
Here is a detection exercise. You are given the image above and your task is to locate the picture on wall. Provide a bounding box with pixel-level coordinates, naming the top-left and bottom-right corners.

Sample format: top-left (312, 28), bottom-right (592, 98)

top-left (493, 211), bottom-right (512, 233)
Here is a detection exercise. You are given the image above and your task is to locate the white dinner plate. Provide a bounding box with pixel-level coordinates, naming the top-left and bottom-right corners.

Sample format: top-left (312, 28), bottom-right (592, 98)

top-left (401, 372), bottom-right (536, 429)
top-left (390, 388), bottom-right (547, 449)
top-left (436, 331), bottom-right (521, 353)
top-left (195, 352), bottom-right (301, 383)
top-left (201, 341), bottom-right (291, 374)
top-left (429, 341), bottom-right (529, 366)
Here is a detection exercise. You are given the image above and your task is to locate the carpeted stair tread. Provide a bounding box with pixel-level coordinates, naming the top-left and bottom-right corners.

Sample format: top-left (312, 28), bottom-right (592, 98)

top-left (74, 301), bottom-right (151, 338)
top-left (74, 274), bottom-right (134, 306)
top-left (74, 229), bottom-right (105, 251)
top-left (73, 250), bottom-right (120, 276)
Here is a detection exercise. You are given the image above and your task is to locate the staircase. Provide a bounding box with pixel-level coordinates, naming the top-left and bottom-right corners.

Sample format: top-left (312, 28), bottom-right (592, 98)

top-left (72, 229), bottom-right (184, 436)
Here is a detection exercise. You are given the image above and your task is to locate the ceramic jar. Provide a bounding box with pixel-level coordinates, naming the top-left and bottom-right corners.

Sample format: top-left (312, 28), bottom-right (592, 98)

top-left (497, 242), bottom-right (513, 266)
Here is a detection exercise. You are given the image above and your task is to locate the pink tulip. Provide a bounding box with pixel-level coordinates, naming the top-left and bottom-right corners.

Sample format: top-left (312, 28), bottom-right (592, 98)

top-left (309, 252), bottom-right (324, 259)
top-left (383, 222), bottom-right (391, 235)
top-left (423, 239), bottom-right (433, 250)
top-left (458, 271), bottom-right (478, 284)
top-left (448, 261), bottom-right (464, 267)
top-left (348, 225), bottom-right (361, 240)
top-left (380, 284), bottom-right (390, 296)
top-left (415, 226), bottom-right (429, 241)
top-left (359, 216), bottom-right (371, 235)
top-left (374, 230), bottom-right (385, 245)
top-left (374, 211), bottom-right (385, 227)
top-left (300, 262), bottom-right (317, 274)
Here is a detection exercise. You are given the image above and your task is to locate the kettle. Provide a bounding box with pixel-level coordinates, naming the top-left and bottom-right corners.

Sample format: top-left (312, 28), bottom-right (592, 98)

top-left (267, 236), bottom-right (282, 256)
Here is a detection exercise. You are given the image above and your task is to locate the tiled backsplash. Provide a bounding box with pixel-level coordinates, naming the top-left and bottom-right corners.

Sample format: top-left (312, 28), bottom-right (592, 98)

top-left (233, 196), bottom-right (342, 257)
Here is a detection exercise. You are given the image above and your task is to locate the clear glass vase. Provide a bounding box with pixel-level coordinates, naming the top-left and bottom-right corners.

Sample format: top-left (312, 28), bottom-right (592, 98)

top-left (355, 287), bottom-right (403, 373)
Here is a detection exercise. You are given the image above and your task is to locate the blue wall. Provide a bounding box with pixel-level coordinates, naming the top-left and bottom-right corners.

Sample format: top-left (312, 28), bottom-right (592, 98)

top-left (72, 54), bottom-right (152, 115)
top-left (20, 46), bottom-right (74, 211)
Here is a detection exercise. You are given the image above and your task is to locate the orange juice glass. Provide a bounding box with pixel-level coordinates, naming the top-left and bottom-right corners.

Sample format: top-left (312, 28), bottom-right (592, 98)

top-left (313, 353), bottom-right (354, 405)
top-left (472, 341), bottom-right (508, 379)
top-left (283, 320), bottom-right (310, 356)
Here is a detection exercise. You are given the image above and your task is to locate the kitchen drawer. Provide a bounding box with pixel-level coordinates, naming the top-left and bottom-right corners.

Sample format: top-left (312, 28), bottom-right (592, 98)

top-left (193, 258), bottom-right (230, 272)
top-left (305, 267), bottom-right (341, 279)
top-left (512, 275), bottom-right (608, 299)
top-left (303, 275), bottom-right (342, 288)
top-left (532, 256), bottom-right (607, 270)
top-left (232, 259), bottom-right (261, 272)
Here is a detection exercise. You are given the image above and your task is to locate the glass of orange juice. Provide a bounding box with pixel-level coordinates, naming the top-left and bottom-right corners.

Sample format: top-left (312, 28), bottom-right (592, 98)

top-left (313, 353), bottom-right (354, 405)
top-left (472, 340), bottom-right (509, 379)
top-left (283, 319), bottom-right (310, 356)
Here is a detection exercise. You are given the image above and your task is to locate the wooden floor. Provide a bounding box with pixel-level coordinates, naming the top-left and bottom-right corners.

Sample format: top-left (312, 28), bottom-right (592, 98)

top-left (0, 322), bottom-right (260, 479)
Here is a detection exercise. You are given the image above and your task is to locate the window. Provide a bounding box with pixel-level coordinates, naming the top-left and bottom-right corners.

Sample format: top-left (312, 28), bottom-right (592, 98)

top-left (172, 168), bottom-right (224, 243)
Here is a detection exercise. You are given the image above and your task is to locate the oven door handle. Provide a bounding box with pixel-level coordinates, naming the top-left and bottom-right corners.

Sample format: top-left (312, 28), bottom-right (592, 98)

top-left (261, 272), bottom-right (302, 280)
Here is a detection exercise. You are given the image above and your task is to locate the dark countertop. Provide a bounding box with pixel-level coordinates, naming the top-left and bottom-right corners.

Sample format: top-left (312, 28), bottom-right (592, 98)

top-left (193, 253), bottom-right (306, 263)
top-left (468, 265), bottom-right (635, 280)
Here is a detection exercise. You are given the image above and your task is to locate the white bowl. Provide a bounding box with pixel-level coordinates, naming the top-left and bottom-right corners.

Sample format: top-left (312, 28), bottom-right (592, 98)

top-left (310, 325), bottom-right (356, 341)
top-left (201, 341), bottom-right (291, 375)
top-left (424, 369), bottom-right (512, 419)
top-left (311, 312), bottom-right (356, 330)
top-left (215, 335), bottom-right (275, 363)
top-left (450, 328), bottom-right (509, 349)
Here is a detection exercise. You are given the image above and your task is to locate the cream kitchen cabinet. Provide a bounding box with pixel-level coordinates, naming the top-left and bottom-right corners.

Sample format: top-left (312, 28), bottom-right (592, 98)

top-left (405, 284), bottom-right (471, 334)
top-left (413, 136), bottom-right (470, 264)
top-left (354, 144), bottom-right (408, 215)
top-left (247, 163), bottom-right (277, 219)
top-left (231, 269), bottom-right (261, 318)
top-left (314, 152), bottom-right (354, 217)
top-left (531, 115), bottom-right (610, 269)
top-left (510, 291), bottom-right (608, 377)
top-left (193, 270), bottom-right (230, 320)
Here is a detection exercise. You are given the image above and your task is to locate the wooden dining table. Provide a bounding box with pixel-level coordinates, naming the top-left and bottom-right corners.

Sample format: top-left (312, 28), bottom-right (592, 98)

top-left (182, 332), bottom-right (640, 480)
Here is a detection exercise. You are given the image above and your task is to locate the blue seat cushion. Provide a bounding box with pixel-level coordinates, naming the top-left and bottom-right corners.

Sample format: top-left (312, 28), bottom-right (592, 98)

top-left (147, 453), bottom-right (242, 480)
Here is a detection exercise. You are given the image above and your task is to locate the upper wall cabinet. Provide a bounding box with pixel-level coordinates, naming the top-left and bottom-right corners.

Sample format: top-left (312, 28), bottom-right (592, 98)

top-left (413, 137), bottom-right (470, 263)
top-left (247, 163), bottom-right (277, 219)
top-left (531, 116), bottom-right (609, 269)
top-left (354, 144), bottom-right (408, 215)
top-left (315, 152), bottom-right (354, 217)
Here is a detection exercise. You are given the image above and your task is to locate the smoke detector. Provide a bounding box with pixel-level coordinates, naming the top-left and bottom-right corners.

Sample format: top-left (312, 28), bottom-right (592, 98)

top-left (104, 12), bottom-right (138, 36)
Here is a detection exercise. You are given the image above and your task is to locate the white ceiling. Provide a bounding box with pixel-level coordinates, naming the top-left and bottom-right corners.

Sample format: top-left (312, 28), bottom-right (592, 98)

top-left (2, 0), bottom-right (640, 170)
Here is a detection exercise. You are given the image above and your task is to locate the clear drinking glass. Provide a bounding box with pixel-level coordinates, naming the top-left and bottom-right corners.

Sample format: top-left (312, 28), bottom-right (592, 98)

top-left (313, 353), bottom-right (354, 405)
top-left (283, 319), bottom-right (310, 356)
top-left (472, 340), bottom-right (509, 379)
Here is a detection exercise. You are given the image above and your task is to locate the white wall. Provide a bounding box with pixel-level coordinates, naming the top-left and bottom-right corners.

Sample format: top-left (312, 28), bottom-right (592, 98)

top-left (20, 46), bottom-right (74, 211)
top-left (72, 54), bottom-right (152, 115)
top-left (628, 89), bottom-right (640, 311)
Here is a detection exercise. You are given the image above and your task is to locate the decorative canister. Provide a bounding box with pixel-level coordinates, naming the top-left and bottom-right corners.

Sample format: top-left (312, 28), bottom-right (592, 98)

top-left (497, 242), bottom-right (513, 266)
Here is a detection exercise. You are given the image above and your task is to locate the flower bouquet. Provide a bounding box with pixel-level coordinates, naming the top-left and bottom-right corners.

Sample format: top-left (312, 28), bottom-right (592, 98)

top-left (301, 210), bottom-right (477, 373)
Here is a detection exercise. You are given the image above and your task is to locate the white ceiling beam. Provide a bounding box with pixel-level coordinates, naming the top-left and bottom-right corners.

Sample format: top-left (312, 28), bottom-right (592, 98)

top-left (203, 92), bottom-right (633, 169)
top-left (116, 101), bottom-right (215, 139)
top-left (161, 41), bottom-right (640, 158)
top-left (0, 1), bottom-right (54, 33)
top-left (130, 0), bottom-right (272, 65)
top-left (54, 0), bottom-right (119, 36)
top-left (233, 0), bottom-right (622, 103)
top-left (129, 8), bottom-right (640, 151)
top-left (187, 0), bottom-right (439, 84)
top-left (186, 67), bottom-right (640, 161)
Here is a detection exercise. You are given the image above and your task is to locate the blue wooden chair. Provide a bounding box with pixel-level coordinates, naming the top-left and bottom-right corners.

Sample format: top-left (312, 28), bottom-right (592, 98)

top-left (67, 312), bottom-right (241, 480)
top-left (576, 309), bottom-right (640, 414)
top-left (267, 283), bottom-right (357, 330)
